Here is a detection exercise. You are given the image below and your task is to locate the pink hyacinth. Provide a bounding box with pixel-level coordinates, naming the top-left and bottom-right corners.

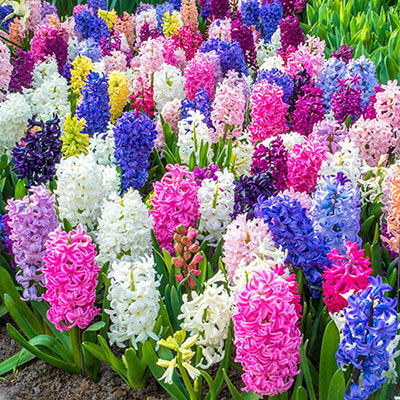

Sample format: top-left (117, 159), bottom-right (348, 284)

top-left (207, 18), bottom-right (231, 42)
top-left (223, 215), bottom-right (271, 284)
top-left (184, 55), bottom-right (215, 101)
top-left (349, 117), bottom-right (396, 167)
top-left (151, 164), bottom-right (200, 253)
top-left (375, 80), bottom-right (400, 128)
top-left (139, 37), bottom-right (165, 75)
top-left (281, 188), bottom-right (311, 211)
top-left (0, 40), bottom-right (11, 99)
top-left (43, 225), bottom-right (100, 331)
top-left (211, 76), bottom-right (246, 138)
top-left (287, 135), bottom-right (328, 193)
top-left (103, 50), bottom-right (127, 74)
top-left (171, 25), bottom-right (203, 61)
top-left (155, 98), bottom-right (181, 149)
top-left (322, 241), bottom-right (372, 314)
top-left (26, 0), bottom-right (42, 32)
top-left (30, 24), bottom-right (68, 72)
top-left (248, 82), bottom-right (288, 144)
top-left (232, 267), bottom-right (302, 396)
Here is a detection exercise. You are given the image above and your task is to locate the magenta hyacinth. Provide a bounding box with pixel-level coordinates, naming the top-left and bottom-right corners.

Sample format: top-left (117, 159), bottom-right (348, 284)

top-left (151, 164), bottom-right (200, 253)
top-left (43, 225), bottom-right (100, 331)
top-left (232, 266), bottom-right (302, 396)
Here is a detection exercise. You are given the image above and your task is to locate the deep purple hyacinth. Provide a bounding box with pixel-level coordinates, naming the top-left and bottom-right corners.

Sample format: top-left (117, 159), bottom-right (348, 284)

top-left (113, 111), bottom-right (157, 191)
top-left (12, 116), bottom-right (62, 187)
top-left (231, 16), bottom-right (257, 68)
top-left (279, 14), bottom-right (304, 51)
top-left (331, 45), bottom-right (354, 64)
top-left (76, 71), bottom-right (110, 136)
top-left (336, 276), bottom-right (398, 400)
top-left (193, 164), bottom-right (220, 186)
top-left (252, 136), bottom-right (288, 190)
top-left (210, 0), bottom-right (230, 19)
top-left (233, 172), bottom-right (278, 219)
top-left (331, 76), bottom-right (364, 124)
top-left (280, 0), bottom-right (307, 15)
top-left (255, 194), bottom-right (330, 297)
top-left (289, 67), bottom-right (312, 113)
top-left (257, 68), bottom-right (294, 104)
top-left (100, 33), bottom-right (122, 56)
top-left (9, 49), bottom-right (35, 92)
top-left (291, 84), bottom-right (325, 135)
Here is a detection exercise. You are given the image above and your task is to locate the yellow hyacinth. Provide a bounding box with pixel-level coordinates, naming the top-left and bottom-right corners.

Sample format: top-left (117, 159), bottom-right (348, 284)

top-left (98, 9), bottom-right (118, 29)
top-left (61, 114), bottom-right (89, 158)
top-left (70, 56), bottom-right (94, 96)
top-left (162, 11), bottom-right (181, 37)
top-left (108, 71), bottom-right (130, 123)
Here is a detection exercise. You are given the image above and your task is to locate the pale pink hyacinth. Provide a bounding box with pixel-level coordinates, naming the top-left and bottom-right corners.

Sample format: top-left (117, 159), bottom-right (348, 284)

top-left (0, 40), bottom-right (11, 99)
top-left (232, 267), bottom-right (302, 396)
top-left (43, 225), bottom-right (100, 331)
top-left (26, 0), bottom-right (42, 32)
top-left (375, 80), bottom-right (400, 128)
top-left (139, 37), bottom-right (165, 75)
top-left (103, 50), bottom-right (127, 73)
top-left (248, 82), bottom-right (288, 144)
top-left (287, 135), bottom-right (328, 193)
top-left (184, 55), bottom-right (215, 101)
top-left (211, 77), bottom-right (246, 138)
top-left (349, 117), bottom-right (397, 167)
top-left (222, 215), bottom-right (271, 284)
top-left (151, 164), bottom-right (200, 253)
top-left (155, 98), bottom-right (181, 149)
top-left (281, 188), bottom-right (311, 211)
top-left (207, 18), bottom-right (231, 42)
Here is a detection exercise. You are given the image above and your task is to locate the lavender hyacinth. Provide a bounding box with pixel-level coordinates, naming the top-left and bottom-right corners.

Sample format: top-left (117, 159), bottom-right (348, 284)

top-left (76, 71), bottom-right (110, 136)
top-left (113, 111), bottom-right (157, 191)
top-left (5, 185), bottom-right (59, 301)
top-left (336, 276), bottom-right (398, 400)
top-left (310, 173), bottom-right (361, 252)
top-left (12, 116), bottom-right (62, 187)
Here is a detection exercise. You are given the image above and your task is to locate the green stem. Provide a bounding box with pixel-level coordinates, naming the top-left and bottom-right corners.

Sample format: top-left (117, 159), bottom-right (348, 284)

top-left (70, 327), bottom-right (85, 376)
top-left (178, 362), bottom-right (197, 400)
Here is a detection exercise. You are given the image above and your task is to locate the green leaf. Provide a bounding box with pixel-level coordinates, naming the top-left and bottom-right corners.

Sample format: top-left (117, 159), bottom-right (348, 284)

top-left (223, 369), bottom-right (260, 400)
top-left (327, 369), bottom-right (345, 400)
top-left (0, 349), bottom-right (35, 376)
top-left (85, 321), bottom-right (106, 332)
top-left (300, 344), bottom-right (316, 400)
top-left (124, 348), bottom-right (147, 388)
top-left (319, 321), bottom-right (340, 400)
top-left (200, 370), bottom-right (216, 400)
top-left (293, 386), bottom-right (308, 400)
top-left (14, 180), bottom-right (27, 199)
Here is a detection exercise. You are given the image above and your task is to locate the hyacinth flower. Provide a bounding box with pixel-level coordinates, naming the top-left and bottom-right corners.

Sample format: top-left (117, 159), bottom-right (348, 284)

top-left (5, 185), bottom-right (59, 301)
top-left (61, 113), bottom-right (89, 158)
top-left (232, 267), bottom-right (302, 396)
top-left (322, 241), bottom-right (372, 314)
top-left (113, 110), bottom-right (157, 191)
top-left (171, 225), bottom-right (203, 290)
top-left (310, 173), bottom-right (362, 252)
top-left (12, 115), bottom-right (62, 187)
top-left (336, 276), bottom-right (398, 400)
top-left (256, 194), bottom-right (330, 296)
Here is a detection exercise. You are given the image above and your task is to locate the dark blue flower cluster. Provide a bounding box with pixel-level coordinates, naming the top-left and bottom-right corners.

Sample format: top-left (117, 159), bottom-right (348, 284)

top-left (259, 0), bottom-right (283, 42)
top-left (256, 68), bottom-right (294, 104)
top-left (232, 172), bottom-right (277, 219)
top-left (87, 0), bottom-right (107, 12)
top-left (336, 276), bottom-right (398, 400)
top-left (76, 71), bottom-right (110, 136)
top-left (12, 115), bottom-right (62, 186)
top-left (200, 38), bottom-right (248, 76)
top-left (181, 88), bottom-right (212, 128)
top-left (0, 5), bottom-right (13, 30)
top-left (255, 195), bottom-right (330, 297)
top-left (113, 111), bottom-right (157, 191)
top-left (310, 173), bottom-right (361, 253)
top-left (241, 0), bottom-right (260, 27)
top-left (74, 8), bottom-right (110, 44)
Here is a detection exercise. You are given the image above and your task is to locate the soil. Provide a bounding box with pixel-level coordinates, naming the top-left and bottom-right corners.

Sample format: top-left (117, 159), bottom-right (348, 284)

top-left (0, 318), bottom-right (234, 400)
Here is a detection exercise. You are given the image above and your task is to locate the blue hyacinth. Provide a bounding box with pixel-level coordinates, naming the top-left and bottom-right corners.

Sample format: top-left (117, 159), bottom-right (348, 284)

top-left (74, 8), bottom-right (110, 43)
top-left (316, 57), bottom-right (348, 108)
top-left (156, 1), bottom-right (176, 31)
top-left (310, 173), bottom-right (361, 253)
top-left (255, 194), bottom-right (330, 297)
top-left (181, 88), bottom-right (213, 128)
top-left (0, 5), bottom-right (13, 30)
top-left (76, 71), bottom-right (110, 136)
top-left (259, 0), bottom-right (283, 42)
top-left (77, 38), bottom-right (103, 62)
top-left (241, 0), bottom-right (260, 27)
top-left (257, 68), bottom-right (294, 104)
top-left (113, 111), bottom-right (157, 191)
top-left (200, 38), bottom-right (249, 76)
top-left (87, 0), bottom-right (107, 12)
top-left (347, 56), bottom-right (378, 106)
top-left (336, 276), bottom-right (398, 400)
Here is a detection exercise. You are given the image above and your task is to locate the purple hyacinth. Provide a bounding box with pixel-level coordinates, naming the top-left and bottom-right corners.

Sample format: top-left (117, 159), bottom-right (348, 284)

top-left (331, 45), bottom-right (354, 64)
top-left (231, 16), bottom-right (257, 68)
top-left (5, 185), bottom-right (59, 301)
top-left (12, 116), bottom-right (62, 187)
top-left (9, 50), bottom-right (35, 92)
top-left (210, 0), bottom-right (230, 19)
top-left (279, 14), bottom-right (304, 51)
top-left (74, 8), bottom-right (110, 43)
top-left (336, 276), bottom-right (398, 400)
top-left (113, 111), bottom-right (157, 191)
top-left (257, 68), bottom-right (294, 104)
top-left (193, 164), bottom-right (220, 186)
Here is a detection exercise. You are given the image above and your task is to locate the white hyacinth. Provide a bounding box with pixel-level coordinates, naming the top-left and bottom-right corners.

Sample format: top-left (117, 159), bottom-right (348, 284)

top-left (320, 137), bottom-right (365, 184)
top-left (96, 189), bottom-right (153, 265)
top-left (231, 131), bottom-right (254, 177)
top-left (359, 158), bottom-right (388, 204)
top-left (88, 128), bottom-right (116, 166)
top-left (0, 93), bottom-right (32, 153)
top-left (31, 57), bottom-right (59, 88)
top-left (178, 110), bottom-right (212, 164)
top-left (179, 271), bottom-right (232, 368)
top-left (153, 63), bottom-right (185, 112)
top-left (198, 170), bottom-right (235, 245)
top-left (55, 154), bottom-right (118, 231)
top-left (106, 256), bottom-right (160, 349)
